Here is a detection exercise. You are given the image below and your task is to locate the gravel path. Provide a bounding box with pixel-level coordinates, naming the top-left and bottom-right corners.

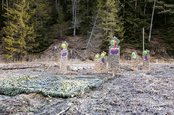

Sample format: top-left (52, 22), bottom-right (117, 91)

top-left (0, 63), bottom-right (174, 115)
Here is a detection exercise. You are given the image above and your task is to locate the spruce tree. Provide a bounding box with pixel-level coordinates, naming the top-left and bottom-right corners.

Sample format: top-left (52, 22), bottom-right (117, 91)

top-left (119, 0), bottom-right (150, 48)
top-left (2, 0), bottom-right (35, 60)
top-left (98, 0), bottom-right (124, 40)
top-left (29, 0), bottom-right (52, 52)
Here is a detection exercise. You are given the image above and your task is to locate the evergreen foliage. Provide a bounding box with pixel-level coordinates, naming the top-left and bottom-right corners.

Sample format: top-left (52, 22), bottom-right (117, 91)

top-left (2, 0), bottom-right (35, 60)
top-left (0, 0), bottom-right (174, 59)
top-left (120, 0), bottom-right (150, 47)
top-left (98, 0), bottom-right (124, 39)
top-left (29, 0), bottom-right (53, 52)
top-left (97, 0), bottom-right (124, 50)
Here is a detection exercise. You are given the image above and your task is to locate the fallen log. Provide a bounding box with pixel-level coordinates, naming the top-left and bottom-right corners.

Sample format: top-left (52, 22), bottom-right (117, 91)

top-left (1, 66), bottom-right (40, 70)
top-left (0, 63), bottom-right (43, 70)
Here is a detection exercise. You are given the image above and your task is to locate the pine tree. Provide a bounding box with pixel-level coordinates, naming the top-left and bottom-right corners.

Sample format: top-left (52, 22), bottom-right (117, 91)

top-left (2, 0), bottom-right (35, 60)
top-left (48, 8), bottom-right (68, 38)
top-left (97, 0), bottom-right (124, 50)
top-left (29, 0), bottom-right (52, 52)
top-left (98, 0), bottom-right (124, 40)
top-left (156, 0), bottom-right (174, 15)
top-left (119, 0), bottom-right (150, 48)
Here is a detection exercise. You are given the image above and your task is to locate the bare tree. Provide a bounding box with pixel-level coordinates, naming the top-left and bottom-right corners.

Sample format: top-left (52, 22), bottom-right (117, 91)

top-left (144, 0), bottom-right (147, 15)
top-left (72, 0), bottom-right (80, 36)
top-left (72, 0), bottom-right (77, 36)
top-left (86, 9), bottom-right (100, 49)
top-left (149, 0), bottom-right (157, 42)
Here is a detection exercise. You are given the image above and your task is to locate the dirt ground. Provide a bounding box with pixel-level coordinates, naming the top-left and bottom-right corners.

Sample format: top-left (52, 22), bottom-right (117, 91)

top-left (0, 62), bottom-right (174, 115)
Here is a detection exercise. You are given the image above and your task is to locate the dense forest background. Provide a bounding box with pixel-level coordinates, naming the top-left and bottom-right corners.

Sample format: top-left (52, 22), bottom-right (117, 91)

top-left (0, 0), bottom-right (174, 61)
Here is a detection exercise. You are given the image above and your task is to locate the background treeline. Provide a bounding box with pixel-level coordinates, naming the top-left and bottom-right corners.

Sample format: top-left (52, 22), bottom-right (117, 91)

top-left (0, 0), bottom-right (174, 61)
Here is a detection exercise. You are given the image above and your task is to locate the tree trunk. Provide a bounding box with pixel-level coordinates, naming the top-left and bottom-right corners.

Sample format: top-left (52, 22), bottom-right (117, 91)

top-left (164, 14), bottom-right (167, 25)
top-left (2, 0), bottom-right (4, 10)
top-left (148, 0), bottom-right (156, 42)
top-left (123, 0), bottom-right (125, 17)
top-left (143, 28), bottom-right (145, 52)
top-left (135, 0), bottom-right (137, 17)
top-left (6, 0), bottom-right (8, 9)
top-left (73, 1), bottom-right (77, 36)
top-left (86, 9), bottom-right (99, 49)
top-left (55, 0), bottom-right (58, 12)
top-left (135, 0), bottom-right (137, 10)
top-left (144, 0), bottom-right (147, 15)
top-left (72, 0), bottom-right (77, 36)
top-left (87, 0), bottom-right (89, 16)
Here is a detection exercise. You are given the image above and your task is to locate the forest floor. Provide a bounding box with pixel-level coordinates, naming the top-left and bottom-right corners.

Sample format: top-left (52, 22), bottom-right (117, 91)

top-left (0, 61), bottom-right (174, 115)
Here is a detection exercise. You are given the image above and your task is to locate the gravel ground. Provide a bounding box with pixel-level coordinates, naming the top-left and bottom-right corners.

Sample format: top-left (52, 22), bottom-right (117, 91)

top-left (0, 63), bottom-right (174, 115)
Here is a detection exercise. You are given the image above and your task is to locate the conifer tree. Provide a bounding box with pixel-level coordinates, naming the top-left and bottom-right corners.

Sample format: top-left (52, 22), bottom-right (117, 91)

top-left (2, 0), bottom-right (35, 60)
top-left (98, 0), bottom-right (124, 40)
top-left (29, 0), bottom-right (52, 52)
